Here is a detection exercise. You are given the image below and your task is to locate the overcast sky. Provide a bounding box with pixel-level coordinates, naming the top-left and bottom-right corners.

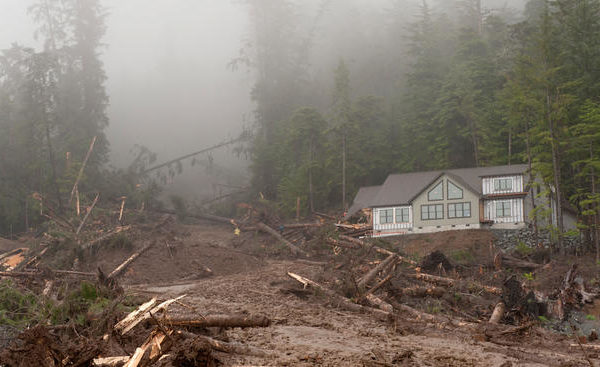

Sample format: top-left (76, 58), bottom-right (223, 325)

top-left (0, 0), bottom-right (527, 200)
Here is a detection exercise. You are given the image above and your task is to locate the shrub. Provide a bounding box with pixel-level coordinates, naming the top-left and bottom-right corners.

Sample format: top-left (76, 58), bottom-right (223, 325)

top-left (515, 241), bottom-right (533, 256)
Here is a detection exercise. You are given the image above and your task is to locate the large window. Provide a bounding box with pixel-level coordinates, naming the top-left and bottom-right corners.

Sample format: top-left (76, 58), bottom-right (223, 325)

top-left (428, 181), bottom-right (443, 201)
top-left (421, 204), bottom-right (443, 220)
top-left (380, 209), bottom-right (393, 224)
top-left (496, 201), bottom-right (512, 217)
top-left (395, 207), bottom-right (410, 223)
top-left (448, 202), bottom-right (471, 218)
top-left (447, 180), bottom-right (463, 200)
top-left (494, 178), bottom-right (513, 192)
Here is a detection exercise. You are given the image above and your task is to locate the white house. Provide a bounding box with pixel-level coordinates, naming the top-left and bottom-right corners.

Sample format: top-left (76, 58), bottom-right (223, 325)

top-left (346, 164), bottom-right (577, 237)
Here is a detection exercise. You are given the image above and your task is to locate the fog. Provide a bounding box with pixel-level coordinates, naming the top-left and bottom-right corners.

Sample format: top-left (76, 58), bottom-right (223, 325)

top-left (0, 0), bottom-right (528, 201)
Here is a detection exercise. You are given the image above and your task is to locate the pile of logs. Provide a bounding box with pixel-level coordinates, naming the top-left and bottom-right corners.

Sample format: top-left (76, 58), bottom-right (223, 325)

top-left (93, 295), bottom-right (272, 366)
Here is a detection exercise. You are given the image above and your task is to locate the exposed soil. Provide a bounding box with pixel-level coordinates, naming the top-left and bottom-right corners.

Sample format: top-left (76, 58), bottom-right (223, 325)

top-left (109, 221), bottom-right (592, 366)
top-left (2, 220), bottom-right (600, 366)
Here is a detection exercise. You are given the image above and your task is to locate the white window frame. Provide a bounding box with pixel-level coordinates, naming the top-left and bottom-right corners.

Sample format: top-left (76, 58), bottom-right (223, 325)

top-left (494, 178), bottom-right (513, 192)
top-left (380, 208), bottom-right (393, 224)
top-left (496, 200), bottom-right (512, 218)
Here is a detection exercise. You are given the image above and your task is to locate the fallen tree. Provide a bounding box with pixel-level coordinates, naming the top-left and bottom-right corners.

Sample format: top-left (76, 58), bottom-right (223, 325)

top-left (160, 314), bottom-right (271, 329)
top-left (257, 222), bottom-right (308, 257)
top-left (287, 272), bottom-right (390, 320)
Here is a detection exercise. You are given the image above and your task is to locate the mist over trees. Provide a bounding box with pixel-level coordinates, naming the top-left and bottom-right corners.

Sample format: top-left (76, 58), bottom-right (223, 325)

top-left (239, 0), bottom-right (600, 245)
top-left (0, 0), bottom-right (109, 235)
top-left (0, 0), bottom-right (598, 249)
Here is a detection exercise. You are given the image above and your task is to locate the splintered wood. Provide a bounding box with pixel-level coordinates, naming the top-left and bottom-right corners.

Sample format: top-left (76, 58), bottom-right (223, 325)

top-left (114, 297), bottom-right (158, 335)
top-left (114, 295), bottom-right (186, 335)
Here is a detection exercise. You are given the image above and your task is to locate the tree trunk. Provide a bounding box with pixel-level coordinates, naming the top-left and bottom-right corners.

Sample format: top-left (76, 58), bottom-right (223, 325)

top-left (476, 0), bottom-right (483, 34)
top-left (44, 118), bottom-right (63, 213)
top-left (468, 116), bottom-right (480, 167)
top-left (591, 143), bottom-right (599, 264)
top-left (508, 125), bottom-right (512, 165)
top-left (524, 120), bottom-right (538, 239)
top-left (41, 0), bottom-right (62, 213)
top-left (308, 140), bottom-right (314, 213)
top-left (342, 133), bottom-right (347, 211)
top-left (547, 89), bottom-right (563, 248)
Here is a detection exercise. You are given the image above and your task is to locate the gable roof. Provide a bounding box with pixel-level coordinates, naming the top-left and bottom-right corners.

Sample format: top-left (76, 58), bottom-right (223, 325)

top-left (345, 185), bottom-right (381, 218)
top-left (370, 164), bottom-right (529, 207)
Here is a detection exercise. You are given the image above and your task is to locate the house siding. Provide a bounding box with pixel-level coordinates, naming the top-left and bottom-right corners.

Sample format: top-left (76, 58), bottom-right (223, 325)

top-left (483, 198), bottom-right (524, 223)
top-left (482, 175), bottom-right (524, 195)
top-left (373, 206), bottom-right (412, 236)
top-left (412, 175), bottom-right (480, 229)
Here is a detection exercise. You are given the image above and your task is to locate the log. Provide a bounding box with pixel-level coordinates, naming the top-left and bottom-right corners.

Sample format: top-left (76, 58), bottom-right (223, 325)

top-left (358, 254), bottom-right (398, 289)
top-left (0, 248), bottom-right (24, 261)
top-left (76, 192), bottom-right (99, 235)
top-left (123, 347), bottom-right (146, 367)
top-left (410, 272), bottom-right (502, 295)
top-left (158, 209), bottom-right (236, 226)
top-left (366, 274), bottom-right (394, 296)
top-left (107, 241), bottom-right (155, 279)
top-left (116, 295), bottom-right (187, 335)
top-left (500, 254), bottom-right (541, 271)
top-left (287, 272), bottom-right (390, 320)
top-left (411, 272), bottom-right (455, 286)
top-left (176, 331), bottom-right (273, 357)
top-left (281, 222), bottom-right (322, 229)
top-left (386, 299), bottom-right (440, 322)
top-left (365, 293), bottom-right (394, 313)
top-left (141, 137), bottom-right (244, 175)
top-left (114, 298), bottom-right (158, 335)
top-left (118, 197), bottom-right (126, 222)
top-left (92, 356), bottom-right (129, 367)
top-left (338, 235), bottom-right (417, 266)
top-left (570, 344), bottom-right (600, 350)
top-left (54, 269), bottom-right (96, 277)
top-left (326, 238), bottom-right (360, 249)
top-left (20, 247), bottom-right (47, 270)
top-left (0, 271), bottom-right (39, 278)
top-left (69, 135), bottom-right (97, 204)
top-left (489, 302), bottom-right (505, 324)
top-left (313, 211), bottom-right (335, 220)
top-left (257, 222), bottom-right (308, 257)
top-left (162, 314), bottom-right (270, 329)
top-left (82, 226), bottom-right (132, 250)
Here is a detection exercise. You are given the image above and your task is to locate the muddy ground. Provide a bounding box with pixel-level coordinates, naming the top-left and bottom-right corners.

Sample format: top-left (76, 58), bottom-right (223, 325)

top-left (54, 219), bottom-right (592, 367)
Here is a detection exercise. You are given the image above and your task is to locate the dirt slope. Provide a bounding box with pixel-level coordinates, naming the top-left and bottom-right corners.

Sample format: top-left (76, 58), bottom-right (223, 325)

top-left (101, 222), bottom-right (590, 367)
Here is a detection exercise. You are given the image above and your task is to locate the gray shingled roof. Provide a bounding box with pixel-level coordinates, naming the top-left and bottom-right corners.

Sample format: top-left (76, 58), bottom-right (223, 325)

top-left (345, 185), bottom-right (381, 218)
top-left (368, 164), bottom-right (529, 207)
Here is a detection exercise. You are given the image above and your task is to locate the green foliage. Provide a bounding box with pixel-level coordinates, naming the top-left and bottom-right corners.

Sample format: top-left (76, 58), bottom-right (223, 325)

top-left (586, 314), bottom-right (597, 321)
top-left (450, 249), bottom-right (475, 263)
top-left (523, 272), bottom-right (535, 281)
top-left (516, 241), bottom-right (534, 256)
top-left (538, 315), bottom-right (550, 323)
top-left (0, 280), bottom-right (49, 327)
